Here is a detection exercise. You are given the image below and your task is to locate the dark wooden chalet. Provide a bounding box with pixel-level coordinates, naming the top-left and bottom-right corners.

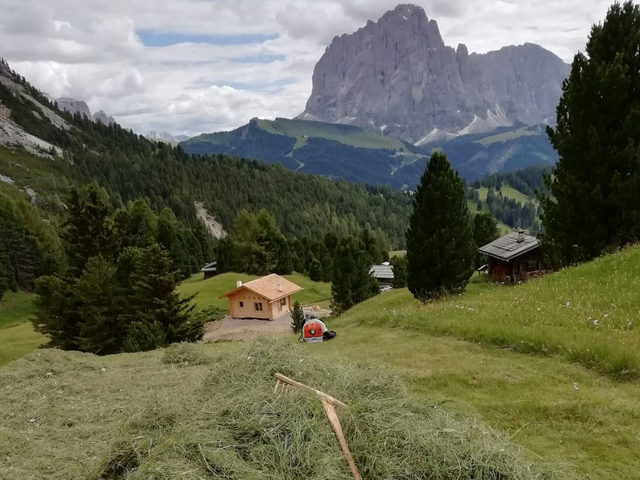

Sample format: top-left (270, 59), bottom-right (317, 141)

top-left (478, 231), bottom-right (543, 283)
top-left (201, 261), bottom-right (217, 280)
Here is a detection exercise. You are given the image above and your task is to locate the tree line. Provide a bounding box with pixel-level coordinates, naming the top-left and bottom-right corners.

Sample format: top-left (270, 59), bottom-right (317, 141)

top-left (32, 183), bottom-right (204, 354)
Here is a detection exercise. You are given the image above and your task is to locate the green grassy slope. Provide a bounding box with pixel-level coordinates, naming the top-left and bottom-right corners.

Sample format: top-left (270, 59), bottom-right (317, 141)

top-left (256, 118), bottom-right (408, 150)
top-left (340, 245), bottom-right (640, 378)
top-left (3, 249), bottom-right (640, 477)
top-left (0, 292), bottom-right (45, 367)
top-left (190, 117), bottom-right (409, 151)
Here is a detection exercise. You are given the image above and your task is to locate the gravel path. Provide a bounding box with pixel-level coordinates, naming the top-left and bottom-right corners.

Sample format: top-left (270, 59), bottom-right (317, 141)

top-left (203, 314), bottom-right (294, 342)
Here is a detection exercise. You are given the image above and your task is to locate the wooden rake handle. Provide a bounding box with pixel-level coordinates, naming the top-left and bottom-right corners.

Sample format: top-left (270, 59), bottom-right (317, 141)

top-left (321, 397), bottom-right (362, 480)
top-left (274, 373), bottom-right (361, 480)
top-left (274, 373), bottom-right (347, 408)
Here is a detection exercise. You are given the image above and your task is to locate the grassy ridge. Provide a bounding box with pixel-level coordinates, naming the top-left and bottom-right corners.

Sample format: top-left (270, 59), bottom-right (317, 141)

top-left (341, 245), bottom-right (640, 378)
top-left (0, 292), bottom-right (45, 367)
top-left (306, 326), bottom-right (640, 479)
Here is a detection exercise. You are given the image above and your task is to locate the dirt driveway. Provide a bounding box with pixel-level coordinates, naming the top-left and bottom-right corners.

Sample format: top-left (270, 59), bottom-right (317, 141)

top-left (203, 314), bottom-right (294, 342)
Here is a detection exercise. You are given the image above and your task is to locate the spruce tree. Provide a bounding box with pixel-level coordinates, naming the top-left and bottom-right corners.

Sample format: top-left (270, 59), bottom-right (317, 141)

top-left (406, 152), bottom-right (475, 300)
top-left (542, 1), bottom-right (640, 263)
top-left (473, 213), bottom-right (499, 267)
top-left (330, 235), bottom-right (379, 315)
top-left (290, 300), bottom-right (305, 333)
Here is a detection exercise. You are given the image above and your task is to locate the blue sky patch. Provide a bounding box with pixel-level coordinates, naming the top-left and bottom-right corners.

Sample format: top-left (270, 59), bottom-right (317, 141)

top-left (137, 31), bottom-right (278, 47)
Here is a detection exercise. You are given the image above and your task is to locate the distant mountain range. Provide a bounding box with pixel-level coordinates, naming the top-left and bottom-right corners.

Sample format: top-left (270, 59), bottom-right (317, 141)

top-left (180, 118), bottom-right (557, 188)
top-left (182, 3), bottom-right (563, 187)
top-left (301, 4), bottom-right (569, 144)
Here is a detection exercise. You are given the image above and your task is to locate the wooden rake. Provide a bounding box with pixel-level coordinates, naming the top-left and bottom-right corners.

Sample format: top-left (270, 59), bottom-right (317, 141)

top-left (274, 373), bottom-right (362, 480)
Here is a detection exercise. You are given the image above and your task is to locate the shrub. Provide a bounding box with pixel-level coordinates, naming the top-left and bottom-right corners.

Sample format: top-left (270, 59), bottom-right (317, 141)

top-left (291, 300), bottom-right (305, 333)
top-left (123, 321), bottom-right (167, 353)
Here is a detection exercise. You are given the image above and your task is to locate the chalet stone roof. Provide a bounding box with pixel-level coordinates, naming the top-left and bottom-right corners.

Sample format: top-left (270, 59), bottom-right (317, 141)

top-left (369, 264), bottom-right (394, 280)
top-left (219, 273), bottom-right (303, 302)
top-left (478, 231), bottom-right (540, 261)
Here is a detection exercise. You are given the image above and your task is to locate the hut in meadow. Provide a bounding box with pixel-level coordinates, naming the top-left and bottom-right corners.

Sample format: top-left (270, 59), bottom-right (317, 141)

top-left (219, 273), bottom-right (302, 321)
top-left (478, 230), bottom-right (543, 283)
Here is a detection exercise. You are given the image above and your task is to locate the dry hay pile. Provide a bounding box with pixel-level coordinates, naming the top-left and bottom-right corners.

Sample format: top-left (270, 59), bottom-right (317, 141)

top-left (93, 341), bottom-right (564, 479)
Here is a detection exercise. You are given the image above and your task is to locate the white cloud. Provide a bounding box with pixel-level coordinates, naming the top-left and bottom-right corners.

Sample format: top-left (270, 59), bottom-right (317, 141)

top-left (0, 0), bottom-right (616, 137)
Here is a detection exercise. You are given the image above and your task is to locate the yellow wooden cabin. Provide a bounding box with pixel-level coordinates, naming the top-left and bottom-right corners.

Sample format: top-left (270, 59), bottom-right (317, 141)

top-left (219, 274), bottom-right (303, 321)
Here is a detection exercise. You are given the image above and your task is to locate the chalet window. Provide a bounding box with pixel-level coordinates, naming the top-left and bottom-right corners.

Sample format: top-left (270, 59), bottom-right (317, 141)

top-left (280, 298), bottom-right (286, 306)
top-left (239, 301), bottom-right (244, 307)
top-left (255, 302), bottom-right (263, 311)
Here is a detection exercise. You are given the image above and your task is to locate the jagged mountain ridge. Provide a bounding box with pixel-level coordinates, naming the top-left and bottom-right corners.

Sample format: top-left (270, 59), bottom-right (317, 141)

top-left (302, 4), bottom-right (570, 143)
top-left (56, 97), bottom-right (116, 126)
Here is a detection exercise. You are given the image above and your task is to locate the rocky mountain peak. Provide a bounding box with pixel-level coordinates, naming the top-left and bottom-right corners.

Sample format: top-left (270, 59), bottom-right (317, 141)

top-left (56, 97), bottom-right (92, 119)
top-left (302, 5), bottom-right (570, 143)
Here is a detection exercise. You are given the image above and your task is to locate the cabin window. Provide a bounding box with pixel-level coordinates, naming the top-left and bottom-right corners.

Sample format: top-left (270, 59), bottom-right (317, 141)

top-left (280, 298), bottom-right (286, 306)
top-left (255, 302), bottom-right (263, 311)
top-left (239, 301), bottom-right (244, 307)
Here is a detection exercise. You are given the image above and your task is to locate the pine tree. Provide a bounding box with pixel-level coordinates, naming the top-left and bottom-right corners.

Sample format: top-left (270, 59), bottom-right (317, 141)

top-left (473, 213), bottom-right (499, 267)
top-left (542, 1), bottom-right (640, 263)
top-left (308, 258), bottom-right (323, 282)
top-left (406, 152), bottom-right (475, 300)
top-left (128, 244), bottom-right (201, 344)
top-left (63, 183), bottom-right (119, 274)
top-left (291, 300), bottom-right (305, 333)
top-left (330, 235), bottom-right (379, 315)
top-left (389, 255), bottom-right (408, 288)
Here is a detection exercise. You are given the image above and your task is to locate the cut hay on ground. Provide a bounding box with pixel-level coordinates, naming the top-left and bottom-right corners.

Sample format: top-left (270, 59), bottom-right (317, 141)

top-left (0, 341), bottom-right (568, 479)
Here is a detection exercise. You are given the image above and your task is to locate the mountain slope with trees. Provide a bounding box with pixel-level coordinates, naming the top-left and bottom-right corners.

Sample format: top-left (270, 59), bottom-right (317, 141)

top-left (181, 118), bottom-right (558, 188)
top-left (0, 61), bottom-right (413, 253)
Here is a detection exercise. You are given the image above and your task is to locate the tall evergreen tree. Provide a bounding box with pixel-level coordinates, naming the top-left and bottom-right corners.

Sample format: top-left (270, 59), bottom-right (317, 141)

top-left (542, 1), bottom-right (640, 263)
top-left (330, 235), bottom-right (379, 315)
top-left (406, 152), bottom-right (475, 300)
top-left (473, 213), bottom-right (499, 267)
top-left (62, 183), bottom-right (119, 275)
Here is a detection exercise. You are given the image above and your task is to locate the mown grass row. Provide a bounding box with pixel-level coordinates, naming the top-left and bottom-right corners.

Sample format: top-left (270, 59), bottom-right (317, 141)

top-left (0, 341), bottom-right (566, 479)
top-left (342, 245), bottom-right (640, 378)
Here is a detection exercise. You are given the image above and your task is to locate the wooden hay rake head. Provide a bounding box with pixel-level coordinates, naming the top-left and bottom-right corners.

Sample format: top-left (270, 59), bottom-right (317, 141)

top-left (273, 373), bottom-right (362, 480)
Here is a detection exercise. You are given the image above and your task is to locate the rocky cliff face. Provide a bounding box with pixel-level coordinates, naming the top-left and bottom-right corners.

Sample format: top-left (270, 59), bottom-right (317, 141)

top-left (302, 4), bottom-right (570, 143)
top-left (57, 98), bottom-right (117, 126)
top-left (93, 110), bottom-right (116, 126)
top-left (56, 97), bottom-right (92, 118)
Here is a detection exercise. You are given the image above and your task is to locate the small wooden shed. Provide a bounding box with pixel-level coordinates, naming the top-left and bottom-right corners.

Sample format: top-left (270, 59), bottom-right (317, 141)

top-left (201, 261), bottom-right (217, 280)
top-left (369, 263), bottom-right (394, 286)
top-left (219, 273), bottom-right (303, 321)
top-left (478, 231), bottom-right (543, 283)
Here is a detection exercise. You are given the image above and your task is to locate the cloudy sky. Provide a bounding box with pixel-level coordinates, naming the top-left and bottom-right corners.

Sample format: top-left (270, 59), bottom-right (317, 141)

top-left (0, 0), bottom-right (614, 137)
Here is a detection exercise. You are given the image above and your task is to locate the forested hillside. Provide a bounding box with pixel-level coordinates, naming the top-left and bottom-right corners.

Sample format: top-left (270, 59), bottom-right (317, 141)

top-left (0, 62), bottom-right (412, 250)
